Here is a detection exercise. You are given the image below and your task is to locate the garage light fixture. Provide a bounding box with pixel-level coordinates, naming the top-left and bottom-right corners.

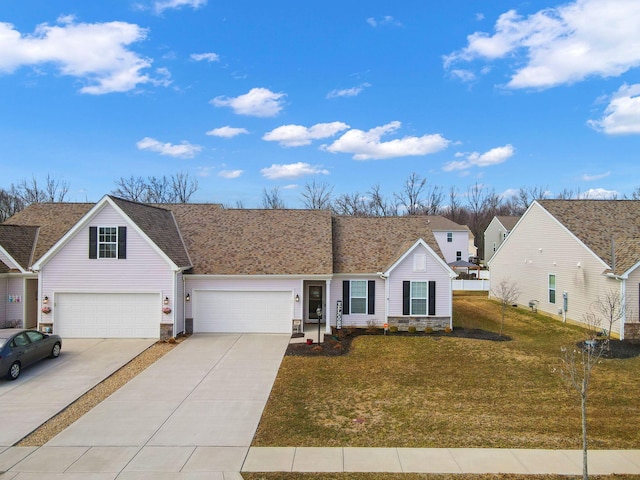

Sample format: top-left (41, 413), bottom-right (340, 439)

top-left (295, 294), bottom-right (300, 302)
top-left (43, 296), bottom-right (49, 304)
top-left (185, 293), bottom-right (190, 301)
top-left (164, 296), bottom-right (169, 305)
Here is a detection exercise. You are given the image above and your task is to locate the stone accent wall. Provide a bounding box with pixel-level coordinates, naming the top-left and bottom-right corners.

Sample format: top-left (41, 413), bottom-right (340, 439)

top-left (185, 318), bottom-right (193, 335)
top-left (624, 323), bottom-right (640, 342)
top-left (0, 319), bottom-right (22, 329)
top-left (388, 316), bottom-right (450, 331)
top-left (160, 324), bottom-right (173, 340)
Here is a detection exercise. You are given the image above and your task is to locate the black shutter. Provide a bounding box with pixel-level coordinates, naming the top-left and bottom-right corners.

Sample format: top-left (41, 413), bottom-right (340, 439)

top-left (89, 227), bottom-right (97, 259)
top-left (403, 281), bottom-right (410, 315)
top-left (118, 226), bottom-right (127, 259)
top-left (343, 280), bottom-right (350, 314)
top-left (428, 281), bottom-right (436, 315)
top-left (367, 280), bottom-right (375, 315)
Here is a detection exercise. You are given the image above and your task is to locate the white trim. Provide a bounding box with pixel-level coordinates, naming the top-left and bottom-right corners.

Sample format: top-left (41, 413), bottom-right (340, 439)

top-left (32, 195), bottom-right (180, 271)
top-left (384, 238), bottom-right (457, 279)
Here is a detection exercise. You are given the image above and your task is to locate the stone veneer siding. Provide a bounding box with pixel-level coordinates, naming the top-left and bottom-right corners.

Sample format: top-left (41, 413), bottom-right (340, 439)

top-left (388, 316), bottom-right (450, 331)
top-left (0, 319), bottom-right (22, 329)
top-left (160, 324), bottom-right (173, 340)
top-left (624, 323), bottom-right (640, 342)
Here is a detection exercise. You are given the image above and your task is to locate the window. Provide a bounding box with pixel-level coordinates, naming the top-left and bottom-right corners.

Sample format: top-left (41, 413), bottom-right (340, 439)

top-left (447, 232), bottom-right (453, 243)
top-left (99, 227), bottom-right (118, 258)
top-left (89, 226), bottom-right (127, 259)
top-left (456, 251), bottom-right (462, 261)
top-left (350, 280), bottom-right (367, 314)
top-left (548, 274), bottom-right (556, 304)
top-left (411, 281), bottom-right (427, 315)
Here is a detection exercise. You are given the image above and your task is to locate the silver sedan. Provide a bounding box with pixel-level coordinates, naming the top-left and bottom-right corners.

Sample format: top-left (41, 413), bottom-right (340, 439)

top-left (0, 329), bottom-right (62, 380)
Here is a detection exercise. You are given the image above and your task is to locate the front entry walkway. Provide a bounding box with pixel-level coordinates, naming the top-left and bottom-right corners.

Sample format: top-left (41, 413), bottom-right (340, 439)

top-left (0, 334), bottom-right (290, 478)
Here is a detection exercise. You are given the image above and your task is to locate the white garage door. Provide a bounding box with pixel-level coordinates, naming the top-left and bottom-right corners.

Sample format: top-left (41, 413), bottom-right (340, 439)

top-left (55, 292), bottom-right (160, 338)
top-left (194, 290), bottom-right (293, 333)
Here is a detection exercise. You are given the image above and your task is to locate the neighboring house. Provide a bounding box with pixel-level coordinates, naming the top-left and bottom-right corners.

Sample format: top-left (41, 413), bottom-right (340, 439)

top-left (484, 215), bottom-right (519, 262)
top-left (426, 216), bottom-right (476, 264)
top-left (0, 195), bottom-right (457, 339)
top-left (488, 200), bottom-right (640, 340)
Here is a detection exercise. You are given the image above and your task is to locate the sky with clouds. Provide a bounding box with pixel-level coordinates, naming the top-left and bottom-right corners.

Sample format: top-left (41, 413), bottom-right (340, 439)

top-left (1, 0), bottom-right (640, 206)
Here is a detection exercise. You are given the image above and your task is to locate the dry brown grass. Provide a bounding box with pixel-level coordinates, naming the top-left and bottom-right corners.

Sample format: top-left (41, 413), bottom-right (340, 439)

top-left (252, 293), bottom-right (640, 449)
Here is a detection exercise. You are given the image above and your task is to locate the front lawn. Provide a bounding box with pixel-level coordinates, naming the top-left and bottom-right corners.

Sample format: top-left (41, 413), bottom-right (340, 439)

top-left (252, 292), bottom-right (640, 449)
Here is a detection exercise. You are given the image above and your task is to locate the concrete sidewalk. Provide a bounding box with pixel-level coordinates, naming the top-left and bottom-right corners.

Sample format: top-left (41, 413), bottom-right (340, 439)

top-left (242, 447), bottom-right (640, 475)
top-left (0, 338), bottom-right (155, 447)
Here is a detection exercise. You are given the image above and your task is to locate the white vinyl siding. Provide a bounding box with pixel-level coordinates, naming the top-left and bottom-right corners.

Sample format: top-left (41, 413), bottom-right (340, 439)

top-left (413, 254), bottom-right (426, 272)
top-left (411, 281), bottom-right (427, 315)
top-left (350, 280), bottom-right (367, 314)
top-left (488, 202), bottom-right (623, 336)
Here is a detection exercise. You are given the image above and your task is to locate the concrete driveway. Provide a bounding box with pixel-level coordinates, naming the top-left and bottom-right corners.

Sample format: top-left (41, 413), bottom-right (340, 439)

top-left (0, 338), bottom-right (156, 447)
top-left (1, 333), bottom-right (290, 477)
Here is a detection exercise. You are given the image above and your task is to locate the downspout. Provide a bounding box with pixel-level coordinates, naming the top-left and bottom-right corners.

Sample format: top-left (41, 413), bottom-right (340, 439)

top-left (379, 272), bottom-right (389, 326)
top-left (620, 278), bottom-right (626, 341)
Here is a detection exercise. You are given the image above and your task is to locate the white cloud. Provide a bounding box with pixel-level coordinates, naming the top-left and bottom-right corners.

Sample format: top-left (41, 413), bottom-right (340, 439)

top-left (324, 121), bottom-right (450, 160)
top-left (588, 83), bottom-right (640, 134)
top-left (218, 169), bottom-right (243, 179)
top-left (136, 137), bottom-right (202, 158)
top-left (196, 166), bottom-right (213, 177)
top-left (448, 69), bottom-right (477, 83)
top-left (263, 122), bottom-right (350, 147)
top-left (206, 126), bottom-right (249, 138)
top-left (443, 144), bottom-right (514, 171)
top-left (0, 18), bottom-right (154, 94)
top-left (327, 83), bottom-right (371, 98)
top-left (211, 87), bottom-right (285, 117)
top-left (581, 171), bottom-right (611, 181)
top-left (579, 188), bottom-right (619, 199)
top-left (154, 0), bottom-right (206, 14)
top-left (190, 52), bottom-right (219, 62)
top-left (445, 0), bottom-right (640, 89)
top-left (366, 16), bottom-right (403, 27)
top-left (261, 162), bottom-right (330, 179)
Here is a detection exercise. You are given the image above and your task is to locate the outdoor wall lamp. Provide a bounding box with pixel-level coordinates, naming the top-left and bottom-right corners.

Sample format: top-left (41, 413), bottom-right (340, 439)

top-left (185, 293), bottom-right (191, 301)
top-left (43, 296), bottom-right (49, 304)
top-left (295, 294), bottom-right (299, 302)
top-left (164, 296), bottom-right (169, 305)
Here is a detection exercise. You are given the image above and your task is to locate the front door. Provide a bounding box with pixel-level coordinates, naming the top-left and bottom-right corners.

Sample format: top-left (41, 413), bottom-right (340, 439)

top-left (308, 285), bottom-right (323, 323)
top-left (25, 279), bottom-right (38, 329)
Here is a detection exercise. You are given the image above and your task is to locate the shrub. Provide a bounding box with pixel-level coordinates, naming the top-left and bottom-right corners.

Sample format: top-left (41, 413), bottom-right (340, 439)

top-left (389, 326), bottom-right (399, 333)
top-left (366, 319), bottom-right (378, 333)
top-left (425, 327), bottom-right (434, 334)
top-left (444, 327), bottom-right (453, 333)
top-left (408, 325), bottom-right (417, 334)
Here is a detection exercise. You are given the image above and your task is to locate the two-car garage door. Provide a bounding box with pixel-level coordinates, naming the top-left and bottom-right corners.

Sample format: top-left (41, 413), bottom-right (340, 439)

top-left (55, 293), bottom-right (160, 338)
top-left (193, 290), bottom-right (293, 334)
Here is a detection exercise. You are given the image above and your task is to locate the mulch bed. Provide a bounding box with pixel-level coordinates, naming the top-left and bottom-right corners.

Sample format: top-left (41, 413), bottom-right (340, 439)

top-left (285, 328), bottom-right (511, 357)
top-left (577, 338), bottom-right (640, 360)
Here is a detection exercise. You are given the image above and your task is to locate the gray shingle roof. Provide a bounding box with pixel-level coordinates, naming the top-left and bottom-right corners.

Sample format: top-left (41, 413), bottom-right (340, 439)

top-left (0, 225), bottom-right (39, 270)
top-left (538, 200), bottom-right (640, 275)
top-left (496, 215), bottom-right (520, 231)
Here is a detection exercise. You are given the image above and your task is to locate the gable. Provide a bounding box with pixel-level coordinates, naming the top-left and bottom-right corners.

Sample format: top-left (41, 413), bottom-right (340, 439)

top-left (0, 225), bottom-right (38, 271)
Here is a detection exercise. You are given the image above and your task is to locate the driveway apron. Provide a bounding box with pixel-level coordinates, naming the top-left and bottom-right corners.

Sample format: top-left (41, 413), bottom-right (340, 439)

top-left (0, 338), bottom-right (155, 447)
top-left (12, 334), bottom-right (290, 475)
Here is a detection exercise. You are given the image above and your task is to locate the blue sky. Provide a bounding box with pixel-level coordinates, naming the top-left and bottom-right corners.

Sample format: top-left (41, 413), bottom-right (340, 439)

top-left (1, 0), bottom-right (640, 207)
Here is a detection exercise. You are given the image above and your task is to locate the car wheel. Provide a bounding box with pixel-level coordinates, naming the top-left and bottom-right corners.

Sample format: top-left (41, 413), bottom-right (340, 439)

top-left (8, 361), bottom-right (20, 380)
top-left (50, 342), bottom-right (61, 358)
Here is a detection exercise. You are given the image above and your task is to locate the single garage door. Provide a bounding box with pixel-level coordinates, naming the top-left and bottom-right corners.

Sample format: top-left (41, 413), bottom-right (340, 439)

top-left (55, 292), bottom-right (160, 338)
top-left (194, 290), bottom-right (293, 333)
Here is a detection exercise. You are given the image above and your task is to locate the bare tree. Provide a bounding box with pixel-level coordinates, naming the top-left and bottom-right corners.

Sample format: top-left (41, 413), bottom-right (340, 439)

top-left (112, 176), bottom-right (148, 202)
top-left (261, 186), bottom-right (286, 209)
top-left (514, 185), bottom-right (549, 213)
top-left (394, 172), bottom-right (426, 215)
top-left (491, 278), bottom-right (521, 337)
top-left (556, 187), bottom-right (581, 200)
top-left (146, 176), bottom-right (171, 203)
top-left (444, 186), bottom-right (466, 224)
top-left (332, 192), bottom-right (368, 216)
top-left (16, 174), bottom-right (69, 204)
top-left (557, 313), bottom-right (607, 480)
top-left (170, 172), bottom-right (198, 203)
top-left (0, 187), bottom-right (25, 222)
top-left (589, 289), bottom-right (625, 344)
top-left (367, 183), bottom-right (397, 216)
top-left (300, 180), bottom-right (333, 209)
